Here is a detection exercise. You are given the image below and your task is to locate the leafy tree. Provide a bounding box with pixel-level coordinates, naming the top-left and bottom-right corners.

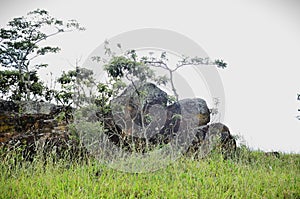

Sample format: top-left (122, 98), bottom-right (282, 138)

top-left (93, 42), bottom-right (227, 101)
top-left (48, 65), bottom-right (96, 123)
top-left (0, 9), bottom-right (84, 101)
top-left (56, 66), bottom-right (96, 108)
top-left (0, 70), bottom-right (44, 100)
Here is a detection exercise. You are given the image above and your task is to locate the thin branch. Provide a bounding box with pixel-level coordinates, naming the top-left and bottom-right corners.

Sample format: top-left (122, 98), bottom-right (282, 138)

top-left (174, 59), bottom-right (214, 72)
top-left (144, 60), bottom-right (168, 70)
top-left (169, 70), bottom-right (179, 101)
top-left (125, 73), bottom-right (141, 97)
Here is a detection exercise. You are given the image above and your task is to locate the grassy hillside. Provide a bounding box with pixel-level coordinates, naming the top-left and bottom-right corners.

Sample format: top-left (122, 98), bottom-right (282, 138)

top-left (0, 147), bottom-right (299, 198)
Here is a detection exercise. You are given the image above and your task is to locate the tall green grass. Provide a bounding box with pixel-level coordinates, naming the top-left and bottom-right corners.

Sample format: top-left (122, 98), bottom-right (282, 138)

top-left (0, 146), bottom-right (299, 198)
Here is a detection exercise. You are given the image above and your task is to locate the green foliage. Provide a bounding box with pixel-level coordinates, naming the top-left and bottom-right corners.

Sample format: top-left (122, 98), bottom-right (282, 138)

top-left (0, 9), bottom-right (84, 101)
top-left (94, 83), bottom-right (113, 114)
top-left (55, 67), bottom-right (95, 107)
top-left (214, 59), bottom-right (227, 69)
top-left (55, 69), bottom-right (78, 106)
top-left (103, 51), bottom-right (158, 84)
top-left (0, 9), bottom-right (84, 69)
top-left (0, 70), bottom-right (44, 101)
top-left (47, 66), bottom-right (95, 123)
top-left (93, 42), bottom-right (227, 102)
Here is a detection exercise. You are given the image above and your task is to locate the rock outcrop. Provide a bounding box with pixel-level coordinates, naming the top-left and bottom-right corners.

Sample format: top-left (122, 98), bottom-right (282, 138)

top-left (104, 82), bottom-right (236, 157)
top-left (0, 100), bottom-right (82, 161)
top-left (110, 82), bottom-right (168, 139)
top-left (0, 82), bottom-right (236, 160)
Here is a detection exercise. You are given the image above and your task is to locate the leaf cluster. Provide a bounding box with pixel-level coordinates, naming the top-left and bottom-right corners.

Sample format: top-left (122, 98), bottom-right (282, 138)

top-left (0, 9), bottom-right (84, 70)
top-left (0, 70), bottom-right (44, 101)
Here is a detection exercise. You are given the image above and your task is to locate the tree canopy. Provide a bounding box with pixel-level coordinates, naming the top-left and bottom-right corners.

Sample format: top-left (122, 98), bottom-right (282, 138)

top-left (0, 9), bottom-right (84, 101)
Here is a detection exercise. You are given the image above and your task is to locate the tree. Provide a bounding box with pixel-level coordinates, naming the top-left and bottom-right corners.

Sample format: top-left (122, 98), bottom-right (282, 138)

top-left (0, 9), bottom-right (84, 101)
top-left (40, 62), bottom-right (96, 123)
top-left (142, 52), bottom-right (227, 101)
top-left (93, 42), bottom-right (227, 101)
top-left (56, 65), bottom-right (96, 108)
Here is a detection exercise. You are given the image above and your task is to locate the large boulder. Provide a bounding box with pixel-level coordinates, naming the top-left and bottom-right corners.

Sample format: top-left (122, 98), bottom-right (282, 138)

top-left (105, 83), bottom-right (217, 154)
top-left (178, 98), bottom-right (210, 126)
top-left (188, 123), bottom-right (236, 158)
top-left (151, 98), bottom-right (210, 144)
top-left (110, 82), bottom-right (168, 140)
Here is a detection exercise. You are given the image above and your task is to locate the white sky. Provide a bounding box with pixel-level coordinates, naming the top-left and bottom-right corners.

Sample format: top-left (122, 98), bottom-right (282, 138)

top-left (1, 0), bottom-right (300, 153)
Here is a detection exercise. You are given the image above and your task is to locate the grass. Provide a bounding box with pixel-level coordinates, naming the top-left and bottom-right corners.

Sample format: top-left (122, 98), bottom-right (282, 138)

top-left (0, 147), bottom-right (299, 198)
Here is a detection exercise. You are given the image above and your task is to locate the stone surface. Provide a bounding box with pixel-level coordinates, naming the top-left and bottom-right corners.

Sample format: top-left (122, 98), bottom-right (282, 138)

top-left (178, 98), bottom-right (210, 126)
top-left (188, 123), bottom-right (236, 158)
top-left (20, 101), bottom-right (55, 115)
top-left (103, 83), bottom-right (236, 156)
top-left (0, 100), bottom-right (82, 161)
top-left (151, 98), bottom-right (210, 144)
top-left (110, 82), bottom-right (168, 139)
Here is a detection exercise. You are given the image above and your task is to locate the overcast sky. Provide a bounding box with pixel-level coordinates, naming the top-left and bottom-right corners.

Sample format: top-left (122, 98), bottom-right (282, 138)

top-left (1, 0), bottom-right (300, 153)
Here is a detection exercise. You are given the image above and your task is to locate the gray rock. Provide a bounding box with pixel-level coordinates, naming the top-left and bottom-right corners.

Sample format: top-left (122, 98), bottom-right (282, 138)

top-left (105, 83), bottom-right (236, 157)
top-left (110, 82), bottom-right (168, 140)
top-left (193, 123), bottom-right (236, 158)
top-left (0, 100), bottom-right (56, 115)
top-left (20, 101), bottom-right (55, 115)
top-left (178, 98), bottom-right (210, 126)
top-left (155, 98), bottom-right (210, 143)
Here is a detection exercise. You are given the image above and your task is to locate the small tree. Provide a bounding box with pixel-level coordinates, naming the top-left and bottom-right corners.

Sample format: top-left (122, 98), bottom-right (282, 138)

top-left (56, 65), bottom-right (96, 108)
top-left (93, 42), bottom-right (227, 101)
top-left (47, 61), bottom-right (96, 123)
top-left (0, 9), bottom-right (84, 101)
top-left (142, 52), bottom-right (226, 101)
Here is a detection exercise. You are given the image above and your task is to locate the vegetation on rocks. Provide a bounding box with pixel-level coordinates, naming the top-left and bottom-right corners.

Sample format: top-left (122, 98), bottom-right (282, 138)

top-left (0, 9), bottom-right (299, 199)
